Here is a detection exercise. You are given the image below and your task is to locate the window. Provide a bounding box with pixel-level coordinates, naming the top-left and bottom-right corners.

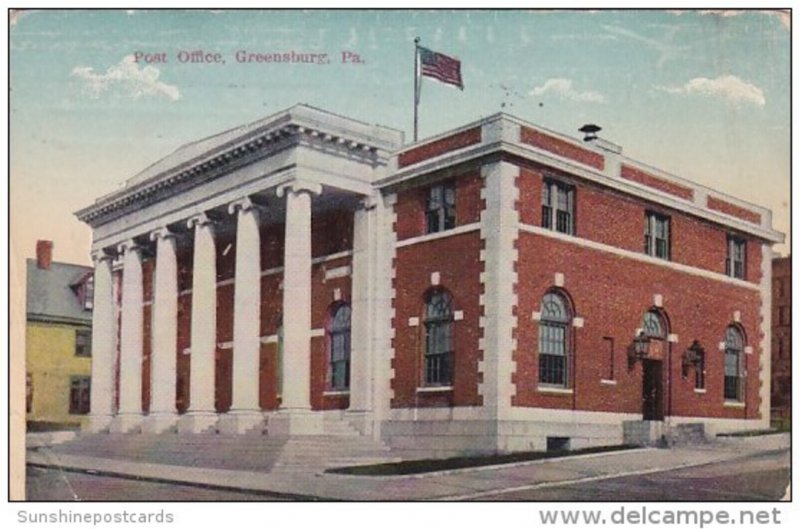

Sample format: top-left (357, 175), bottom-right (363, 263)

top-left (538, 292), bottom-right (571, 386)
top-left (642, 310), bottom-right (667, 340)
top-left (424, 289), bottom-right (454, 386)
top-left (75, 329), bottom-right (92, 358)
top-left (426, 182), bottom-right (456, 234)
top-left (644, 212), bottom-right (670, 260)
top-left (69, 376), bottom-right (91, 415)
top-left (726, 236), bottom-right (746, 279)
top-left (603, 337), bottom-right (614, 380)
top-left (542, 180), bottom-right (575, 235)
top-left (695, 349), bottom-right (706, 390)
top-left (724, 326), bottom-right (744, 401)
top-left (26, 373), bottom-right (33, 413)
top-left (83, 275), bottom-right (94, 310)
top-left (328, 304), bottom-right (351, 391)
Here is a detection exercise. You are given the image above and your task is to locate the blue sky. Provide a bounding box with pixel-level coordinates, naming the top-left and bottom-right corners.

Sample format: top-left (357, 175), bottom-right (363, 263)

top-left (9, 9), bottom-right (790, 264)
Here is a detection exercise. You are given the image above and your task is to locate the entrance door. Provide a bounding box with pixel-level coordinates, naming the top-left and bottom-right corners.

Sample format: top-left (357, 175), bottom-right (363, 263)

top-left (642, 359), bottom-right (664, 420)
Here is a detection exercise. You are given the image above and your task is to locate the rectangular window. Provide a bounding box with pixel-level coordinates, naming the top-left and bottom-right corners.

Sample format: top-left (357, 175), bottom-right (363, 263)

top-left (426, 182), bottom-right (456, 234)
top-left (726, 236), bottom-right (746, 279)
top-left (75, 329), bottom-right (92, 357)
top-left (539, 324), bottom-right (567, 386)
top-left (695, 351), bottom-right (705, 390)
top-left (424, 321), bottom-right (453, 385)
top-left (644, 212), bottom-right (670, 260)
top-left (724, 351), bottom-right (741, 401)
top-left (603, 337), bottom-right (614, 380)
top-left (69, 376), bottom-right (91, 415)
top-left (542, 179), bottom-right (575, 235)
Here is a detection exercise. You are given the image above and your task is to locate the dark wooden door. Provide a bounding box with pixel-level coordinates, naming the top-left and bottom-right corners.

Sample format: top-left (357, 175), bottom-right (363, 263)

top-left (642, 360), bottom-right (664, 420)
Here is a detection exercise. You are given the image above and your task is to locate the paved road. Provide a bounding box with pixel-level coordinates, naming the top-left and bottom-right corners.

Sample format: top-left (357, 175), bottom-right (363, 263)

top-left (25, 466), bottom-right (287, 501)
top-left (470, 449), bottom-right (790, 501)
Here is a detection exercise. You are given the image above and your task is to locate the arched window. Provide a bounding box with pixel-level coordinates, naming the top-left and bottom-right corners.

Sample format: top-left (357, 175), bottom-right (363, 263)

top-left (424, 289), bottom-right (454, 386)
top-left (642, 310), bottom-right (667, 340)
top-left (328, 303), bottom-right (351, 391)
top-left (724, 325), bottom-right (745, 401)
top-left (538, 291), bottom-right (571, 386)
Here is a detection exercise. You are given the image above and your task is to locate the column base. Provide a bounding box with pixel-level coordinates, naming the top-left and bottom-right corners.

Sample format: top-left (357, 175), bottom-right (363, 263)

top-left (269, 409), bottom-right (323, 436)
top-left (109, 413), bottom-right (143, 434)
top-left (344, 409), bottom-right (373, 436)
top-left (85, 414), bottom-right (113, 434)
top-left (177, 412), bottom-right (218, 434)
top-left (217, 410), bottom-right (265, 435)
top-left (141, 413), bottom-right (179, 434)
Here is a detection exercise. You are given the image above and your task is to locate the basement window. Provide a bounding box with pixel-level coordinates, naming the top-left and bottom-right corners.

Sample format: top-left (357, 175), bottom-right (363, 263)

top-left (547, 437), bottom-right (570, 452)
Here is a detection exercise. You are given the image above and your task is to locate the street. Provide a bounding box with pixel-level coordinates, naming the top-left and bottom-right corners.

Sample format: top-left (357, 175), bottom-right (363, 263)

top-left (469, 449), bottom-right (790, 501)
top-left (26, 448), bottom-right (789, 502)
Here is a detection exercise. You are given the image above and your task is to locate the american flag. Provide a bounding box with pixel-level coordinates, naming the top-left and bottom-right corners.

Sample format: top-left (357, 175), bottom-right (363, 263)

top-left (418, 46), bottom-right (464, 90)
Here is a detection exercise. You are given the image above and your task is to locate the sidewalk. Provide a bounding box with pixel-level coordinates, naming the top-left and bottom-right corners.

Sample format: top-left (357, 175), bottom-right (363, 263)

top-left (26, 433), bottom-right (789, 501)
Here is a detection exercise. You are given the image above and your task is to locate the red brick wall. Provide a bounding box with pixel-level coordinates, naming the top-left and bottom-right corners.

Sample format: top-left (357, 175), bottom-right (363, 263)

top-left (708, 196), bottom-right (762, 225)
top-left (515, 232), bottom-right (763, 419)
top-left (391, 231), bottom-right (483, 408)
top-left (520, 127), bottom-right (604, 170)
top-left (620, 164), bottom-right (694, 200)
top-left (517, 164), bottom-right (762, 283)
top-left (395, 170), bottom-right (482, 241)
top-left (398, 127), bottom-right (482, 167)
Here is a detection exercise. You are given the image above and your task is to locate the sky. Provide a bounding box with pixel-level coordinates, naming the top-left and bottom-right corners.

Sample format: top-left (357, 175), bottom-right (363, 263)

top-left (9, 8), bottom-right (791, 265)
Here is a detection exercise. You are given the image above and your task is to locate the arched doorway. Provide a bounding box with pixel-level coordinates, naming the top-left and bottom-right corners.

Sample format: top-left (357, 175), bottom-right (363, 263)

top-left (641, 309), bottom-right (668, 420)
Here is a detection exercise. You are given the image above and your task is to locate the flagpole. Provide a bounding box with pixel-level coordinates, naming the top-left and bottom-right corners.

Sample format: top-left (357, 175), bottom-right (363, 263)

top-left (413, 37), bottom-right (420, 142)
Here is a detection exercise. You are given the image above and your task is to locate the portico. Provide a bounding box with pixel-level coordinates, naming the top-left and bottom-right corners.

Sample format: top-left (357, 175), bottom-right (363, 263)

top-left (77, 105), bottom-right (403, 436)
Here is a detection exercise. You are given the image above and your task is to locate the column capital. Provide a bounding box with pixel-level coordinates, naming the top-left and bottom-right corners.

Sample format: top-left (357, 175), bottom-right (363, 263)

top-left (149, 226), bottom-right (178, 242)
top-left (117, 239), bottom-right (142, 255)
top-left (276, 180), bottom-right (322, 198)
top-left (357, 195), bottom-right (379, 211)
top-left (187, 212), bottom-right (214, 230)
top-left (91, 248), bottom-right (116, 264)
top-left (227, 196), bottom-right (263, 215)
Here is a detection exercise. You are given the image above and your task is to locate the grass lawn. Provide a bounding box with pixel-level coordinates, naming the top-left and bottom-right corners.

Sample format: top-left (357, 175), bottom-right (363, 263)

top-left (326, 444), bottom-right (636, 476)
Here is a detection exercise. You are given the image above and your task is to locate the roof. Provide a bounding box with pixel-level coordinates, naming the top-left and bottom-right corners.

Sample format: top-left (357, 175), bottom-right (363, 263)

top-left (26, 259), bottom-right (93, 326)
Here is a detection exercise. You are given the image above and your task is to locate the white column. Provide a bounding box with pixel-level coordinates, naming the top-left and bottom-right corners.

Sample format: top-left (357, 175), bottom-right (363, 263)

top-left (219, 197), bottom-right (264, 434)
top-left (272, 181), bottom-right (322, 435)
top-left (142, 227), bottom-right (179, 433)
top-left (110, 240), bottom-right (144, 433)
top-left (178, 213), bottom-right (219, 434)
top-left (346, 197), bottom-right (376, 432)
top-left (86, 250), bottom-right (116, 433)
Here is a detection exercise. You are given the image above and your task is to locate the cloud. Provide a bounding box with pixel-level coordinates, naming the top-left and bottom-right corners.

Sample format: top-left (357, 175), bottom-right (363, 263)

top-left (658, 75), bottom-right (765, 107)
top-left (529, 78), bottom-right (605, 103)
top-left (602, 24), bottom-right (686, 67)
top-left (71, 55), bottom-right (181, 101)
top-left (669, 9), bottom-right (790, 29)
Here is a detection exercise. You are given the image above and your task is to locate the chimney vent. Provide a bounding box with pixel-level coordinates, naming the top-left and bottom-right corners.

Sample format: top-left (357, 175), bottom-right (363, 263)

top-left (578, 124), bottom-right (602, 142)
top-left (36, 240), bottom-right (53, 270)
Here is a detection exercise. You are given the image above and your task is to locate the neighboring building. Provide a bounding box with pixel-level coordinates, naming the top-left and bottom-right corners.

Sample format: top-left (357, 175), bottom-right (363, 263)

top-left (771, 255), bottom-right (791, 428)
top-left (26, 240), bottom-right (93, 429)
top-left (75, 105), bottom-right (783, 454)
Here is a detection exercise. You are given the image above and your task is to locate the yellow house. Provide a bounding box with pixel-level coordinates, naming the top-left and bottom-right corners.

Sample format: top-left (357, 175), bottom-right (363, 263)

top-left (26, 241), bottom-right (94, 429)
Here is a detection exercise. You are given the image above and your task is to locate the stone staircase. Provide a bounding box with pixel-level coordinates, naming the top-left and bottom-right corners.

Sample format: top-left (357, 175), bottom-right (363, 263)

top-left (666, 423), bottom-right (707, 446)
top-left (623, 420), bottom-right (708, 447)
top-left (43, 414), bottom-right (398, 473)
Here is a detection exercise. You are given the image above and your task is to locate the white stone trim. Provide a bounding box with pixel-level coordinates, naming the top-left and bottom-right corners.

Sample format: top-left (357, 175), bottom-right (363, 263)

top-left (506, 406), bottom-right (639, 424)
top-left (333, 288), bottom-right (342, 301)
top-left (324, 265), bottom-right (351, 280)
top-left (395, 222), bottom-right (481, 249)
top-left (667, 333), bottom-right (679, 343)
top-left (322, 390), bottom-right (350, 397)
top-left (554, 272), bottom-right (565, 287)
top-left (572, 317), bottom-right (584, 329)
top-left (430, 271), bottom-right (441, 286)
top-left (531, 311), bottom-right (542, 321)
top-left (519, 224), bottom-right (760, 291)
top-left (744, 346), bottom-right (754, 355)
top-left (261, 335), bottom-right (279, 344)
top-left (600, 379), bottom-right (617, 386)
top-left (757, 242), bottom-right (772, 428)
top-left (386, 193), bottom-right (399, 405)
top-left (217, 277), bottom-right (235, 287)
top-left (724, 401), bottom-right (746, 409)
top-left (408, 317), bottom-right (420, 327)
top-left (416, 386), bottom-right (454, 394)
top-left (733, 310), bottom-right (741, 322)
top-left (259, 250), bottom-right (354, 277)
top-left (478, 161), bottom-right (519, 428)
top-left (694, 388), bottom-right (707, 394)
top-left (719, 342), bottom-right (727, 351)
top-left (537, 386), bottom-right (574, 395)
top-left (653, 294), bottom-right (663, 307)
top-left (453, 310), bottom-right (464, 321)
top-left (218, 341), bottom-right (233, 349)
top-left (310, 328), bottom-right (325, 338)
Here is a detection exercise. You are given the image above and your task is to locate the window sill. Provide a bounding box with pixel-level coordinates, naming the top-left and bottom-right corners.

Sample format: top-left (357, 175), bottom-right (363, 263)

top-left (416, 386), bottom-right (454, 394)
top-left (694, 388), bottom-right (707, 394)
top-left (537, 386), bottom-right (573, 395)
top-left (600, 379), bottom-right (617, 386)
top-left (323, 390), bottom-right (350, 397)
top-left (723, 401), bottom-right (745, 408)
